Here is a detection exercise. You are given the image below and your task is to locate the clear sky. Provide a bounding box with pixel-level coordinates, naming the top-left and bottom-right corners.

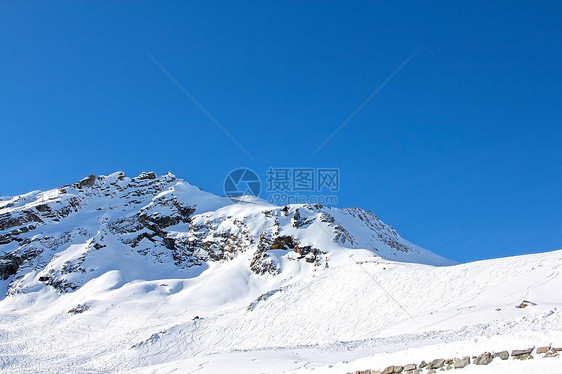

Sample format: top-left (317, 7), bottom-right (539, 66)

top-left (1, 1), bottom-right (561, 263)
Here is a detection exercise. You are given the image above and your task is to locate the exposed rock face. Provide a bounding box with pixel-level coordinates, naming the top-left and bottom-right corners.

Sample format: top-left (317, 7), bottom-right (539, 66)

top-left (68, 304), bottom-right (90, 314)
top-left (0, 258), bottom-right (20, 280)
top-left (76, 174), bottom-right (96, 189)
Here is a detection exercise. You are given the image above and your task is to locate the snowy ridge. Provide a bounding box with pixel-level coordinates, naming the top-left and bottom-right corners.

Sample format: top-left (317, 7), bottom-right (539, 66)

top-left (0, 172), bottom-right (560, 373)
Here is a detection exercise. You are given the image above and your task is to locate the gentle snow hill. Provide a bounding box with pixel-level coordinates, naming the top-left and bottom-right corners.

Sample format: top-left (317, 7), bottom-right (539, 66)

top-left (0, 172), bottom-right (560, 374)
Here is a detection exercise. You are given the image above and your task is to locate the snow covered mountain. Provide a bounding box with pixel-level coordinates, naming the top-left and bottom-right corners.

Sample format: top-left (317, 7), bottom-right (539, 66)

top-left (0, 171), bottom-right (450, 297)
top-left (0, 172), bottom-right (560, 373)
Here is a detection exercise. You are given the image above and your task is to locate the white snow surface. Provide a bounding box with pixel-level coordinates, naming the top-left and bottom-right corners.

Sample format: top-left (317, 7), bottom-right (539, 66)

top-left (0, 172), bottom-right (560, 373)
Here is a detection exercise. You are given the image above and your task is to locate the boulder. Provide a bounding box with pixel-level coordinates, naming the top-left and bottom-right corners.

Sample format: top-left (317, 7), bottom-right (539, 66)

top-left (428, 359), bottom-right (444, 369)
top-left (382, 366), bottom-right (394, 374)
top-left (453, 357), bottom-right (470, 368)
top-left (393, 366), bottom-right (403, 373)
top-left (513, 353), bottom-right (533, 360)
top-left (403, 364), bottom-right (416, 371)
top-left (76, 174), bottom-right (96, 189)
top-left (511, 348), bottom-right (533, 356)
top-left (473, 352), bottom-right (493, 365)
top-left (536, 346), bottom-right (550, 354)
top-left (270, 236), bottom-right (297, 250)
top-left (493, 351), bottom-right (509, 360)
top-left (138, 172), bottom-right (157, 180)
top-left (418, 361), bottom-right (427, 369)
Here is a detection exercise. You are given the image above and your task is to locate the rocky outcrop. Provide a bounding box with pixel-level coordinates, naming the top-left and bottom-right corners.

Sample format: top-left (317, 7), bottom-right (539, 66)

top-left (247, 288), bottom-right (282, 311)
top-left (0, 258), bottom-right (21, 280)
top-left (76, 174), bottom-right (96, 189)
top-left (68, 303), bottom-right (90, 314)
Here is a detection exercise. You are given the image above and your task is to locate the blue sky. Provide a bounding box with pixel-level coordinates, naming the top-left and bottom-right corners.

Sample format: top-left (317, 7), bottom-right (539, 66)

top-left (1, 1), bottom-right (561, 263)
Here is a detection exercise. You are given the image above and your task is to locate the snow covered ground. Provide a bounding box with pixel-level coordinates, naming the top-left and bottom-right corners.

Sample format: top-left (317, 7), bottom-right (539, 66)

top-left (0, 172), bottom-right (560, 373)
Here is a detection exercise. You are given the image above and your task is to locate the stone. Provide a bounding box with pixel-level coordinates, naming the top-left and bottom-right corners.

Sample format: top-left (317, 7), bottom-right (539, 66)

top-left (445, 365), bottom-right (452, 370)
top-left (382, 366), bottom-right (395, 374)
top-left (536, 346), bottom-right (550, 354)
top-left (429, 358), bottom-right (445, 369)
top-left (552, 347), bottom-right (562, 352)
top-left (511, 348), bottom-right (533, 356)
top-left (76, 174), bottom-right (96, 189)
top-left (427, 371), bottom-right (436, 374)
top-left (0, 258), bottom-right (20, 280)
top-left (413, 370), bottom-right (421, 374)
top-left (444, 359), bottom-right (453, 365)
top-left (545, 351), bottom-right (559, 358)
top-left (473, 352), bottom-right (493, 365)
top-left (493, 351), bottom-right (509, 360)
top-left (138, 172), bottom-right (157, 180)
top-left (403, 364), bottom-right (416, 371)
top-left (393, 366), bottom-right (403, 373)
top-left (68, 303), bottom-right (90, 314)
top-left (418, 361), bottom-right (427, 368)
top-left (453, 357), bottom-right (470, 368)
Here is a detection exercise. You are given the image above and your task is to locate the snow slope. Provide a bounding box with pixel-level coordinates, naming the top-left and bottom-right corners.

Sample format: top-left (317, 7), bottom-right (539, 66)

top-left (0, 172), bottom-right (560, 373)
